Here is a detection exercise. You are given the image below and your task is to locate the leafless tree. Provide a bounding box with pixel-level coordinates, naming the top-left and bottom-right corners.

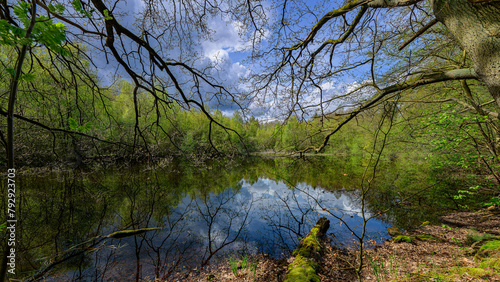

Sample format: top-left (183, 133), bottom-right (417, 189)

top-left (250, 0), bottom-right (500, 153)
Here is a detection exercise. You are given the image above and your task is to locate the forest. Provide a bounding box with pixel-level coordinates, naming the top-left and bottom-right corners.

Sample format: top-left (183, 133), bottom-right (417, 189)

top-left (1, 0), bottom-right (500, 281)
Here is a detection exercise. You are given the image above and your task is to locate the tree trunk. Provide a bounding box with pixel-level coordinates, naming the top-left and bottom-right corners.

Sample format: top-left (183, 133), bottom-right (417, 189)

top-left (284, 217), bottom-right (330, 282)
top-left (431, 0), bottom-right (500, 107)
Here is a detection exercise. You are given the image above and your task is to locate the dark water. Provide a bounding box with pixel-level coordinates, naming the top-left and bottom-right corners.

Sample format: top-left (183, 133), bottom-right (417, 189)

top-left (2, 156), bottom-right (445, 281)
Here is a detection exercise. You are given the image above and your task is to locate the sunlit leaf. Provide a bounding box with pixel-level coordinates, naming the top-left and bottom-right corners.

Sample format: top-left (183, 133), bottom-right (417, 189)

top-left (22, 73), bottom-right (36, 82)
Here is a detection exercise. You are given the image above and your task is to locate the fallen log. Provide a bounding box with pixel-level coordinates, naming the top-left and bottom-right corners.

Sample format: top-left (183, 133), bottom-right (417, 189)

top-left (106, 227), bottom-right (162, 239)
top-left (285, 217), bottom-right (330, 282)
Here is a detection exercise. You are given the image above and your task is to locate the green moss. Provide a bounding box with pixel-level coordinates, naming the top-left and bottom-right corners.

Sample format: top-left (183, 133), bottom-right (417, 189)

top-left (478, 257), bottom-right (500, 269)
top-left (423, 260), bottom-right (498, 280)
top-left (388, 226), bottom-right (402, 236)
top-left (420, 221), bottom-right (431, 227)
top-left (285, 218), bottom-right (329, 282)
top-left (406, 273), bottom-right (432, 282)
top-left (424, 266), bottom-right (491, 281)
top-left (479, 240), bottom-right (500, 251)
top-left (285, 255), bottom-right (320, 282)
top-left (393, 235), bottom-right (413, 243)
top-left (395, 236), bottom-right (500, 281)
top-left (293, 235), bottom-right (320, 257)
top-left (457, 266), bottom-right (489, 278)
top-left (107, 227), bottom-right (161, 239)
top-left (393, 233), bottom-right (440, 243)
top-left (292, 219), bottom-right (326, 258)
top-left (415, 234), bottom-right (441, 241)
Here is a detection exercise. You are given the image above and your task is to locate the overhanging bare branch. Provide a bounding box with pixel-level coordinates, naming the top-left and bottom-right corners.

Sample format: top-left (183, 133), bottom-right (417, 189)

top-left (298, 68), bottom-right (479, 153)
top-left (399, 18), bottom-right (439, 51)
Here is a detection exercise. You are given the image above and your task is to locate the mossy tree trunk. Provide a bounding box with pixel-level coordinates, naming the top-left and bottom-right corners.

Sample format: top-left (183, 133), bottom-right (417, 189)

top-left (284, 217), bottom-right (330, 282)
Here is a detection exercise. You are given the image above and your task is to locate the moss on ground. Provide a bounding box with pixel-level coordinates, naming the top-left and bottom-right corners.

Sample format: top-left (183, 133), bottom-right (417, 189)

top-left (417, 239), bottom-right (500, 281)
top-left (393, 235), bottom-right (414, 243)
top-left (479, 239), bottom-right (500, 251)
top-left (415, 234), bottom-right (441, 241)
top-left (393, 234), bottom-right (441, 244)
top-left (457, 266), bottom-right (490, 278)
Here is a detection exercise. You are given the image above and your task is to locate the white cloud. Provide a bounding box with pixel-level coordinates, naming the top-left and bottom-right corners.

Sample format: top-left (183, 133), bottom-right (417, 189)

top-left (202, 19), bottom-right (254, 63)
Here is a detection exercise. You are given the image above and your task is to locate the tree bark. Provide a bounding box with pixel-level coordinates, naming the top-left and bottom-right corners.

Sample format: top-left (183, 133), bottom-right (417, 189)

top-left (1, 4), bottom-right (37, 282)
top-left (431, 0), bottom-right (500, 107)
top-left (284, 217), bottom-right (330, 282)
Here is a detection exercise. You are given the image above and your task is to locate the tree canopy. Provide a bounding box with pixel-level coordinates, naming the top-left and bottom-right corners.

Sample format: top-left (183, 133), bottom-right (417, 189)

top-left (251, 0), bottom-right (500, 152)
top-left (1, 0), bottom-right (500, 164)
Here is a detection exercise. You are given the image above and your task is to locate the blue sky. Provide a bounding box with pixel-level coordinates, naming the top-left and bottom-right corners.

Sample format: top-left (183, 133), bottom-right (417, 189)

top-left (88, 0), bottom-right (260, 114)
top-left (72, 0), bottom-right (415, 122)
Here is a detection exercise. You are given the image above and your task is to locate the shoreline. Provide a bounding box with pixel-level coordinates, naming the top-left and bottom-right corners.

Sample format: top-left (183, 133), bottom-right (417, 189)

top-left (179, 206), bottom-right (500, 281)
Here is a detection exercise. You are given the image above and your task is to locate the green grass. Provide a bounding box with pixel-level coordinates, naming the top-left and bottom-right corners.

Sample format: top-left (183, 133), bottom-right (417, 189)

top-left (228, 256), bottom-right (239, 277)
top-left (227, 253), bottom-right (259, 280)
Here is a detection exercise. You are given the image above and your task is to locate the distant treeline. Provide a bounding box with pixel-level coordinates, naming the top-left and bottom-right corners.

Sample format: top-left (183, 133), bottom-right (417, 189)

top-left (1, 46), bottom-right (500, 186)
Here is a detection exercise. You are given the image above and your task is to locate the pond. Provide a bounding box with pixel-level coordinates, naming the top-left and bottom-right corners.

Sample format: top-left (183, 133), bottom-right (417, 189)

top-left (2, 156), bottom-right (446, 281)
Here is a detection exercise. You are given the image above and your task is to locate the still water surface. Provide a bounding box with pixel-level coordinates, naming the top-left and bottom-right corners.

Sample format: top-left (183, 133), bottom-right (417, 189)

top-left (7, 156), bottom-right (430, 281)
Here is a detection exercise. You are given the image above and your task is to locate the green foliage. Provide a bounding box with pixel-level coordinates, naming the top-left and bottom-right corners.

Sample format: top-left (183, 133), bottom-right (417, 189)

top-left (68, 117), bottom-right (93, 133)
top-left (0, 19), bottom-right (28, 45)
top-left (2, 2), bottom-right (68, 55)
top-left (48, 3), bottom-right (65, 15)
top-left (71, 0), bottom-right (94, 18)
top-left (31, 16), bottom-right (68, 55)
top-left (484, 197), bottom-right (500, 207)
top-left (103, 9), bottom-right (113, 20)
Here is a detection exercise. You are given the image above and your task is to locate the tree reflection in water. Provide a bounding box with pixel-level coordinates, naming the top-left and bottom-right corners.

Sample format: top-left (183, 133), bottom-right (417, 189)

top-left (7, 158), bottom-right (392, 281)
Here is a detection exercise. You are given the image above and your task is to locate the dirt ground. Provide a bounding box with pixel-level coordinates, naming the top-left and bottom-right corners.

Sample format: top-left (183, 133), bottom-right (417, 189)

top-left (166, 206), bottom-right (500, 281)
top-left (360, 206), bottom-right (500, 281)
